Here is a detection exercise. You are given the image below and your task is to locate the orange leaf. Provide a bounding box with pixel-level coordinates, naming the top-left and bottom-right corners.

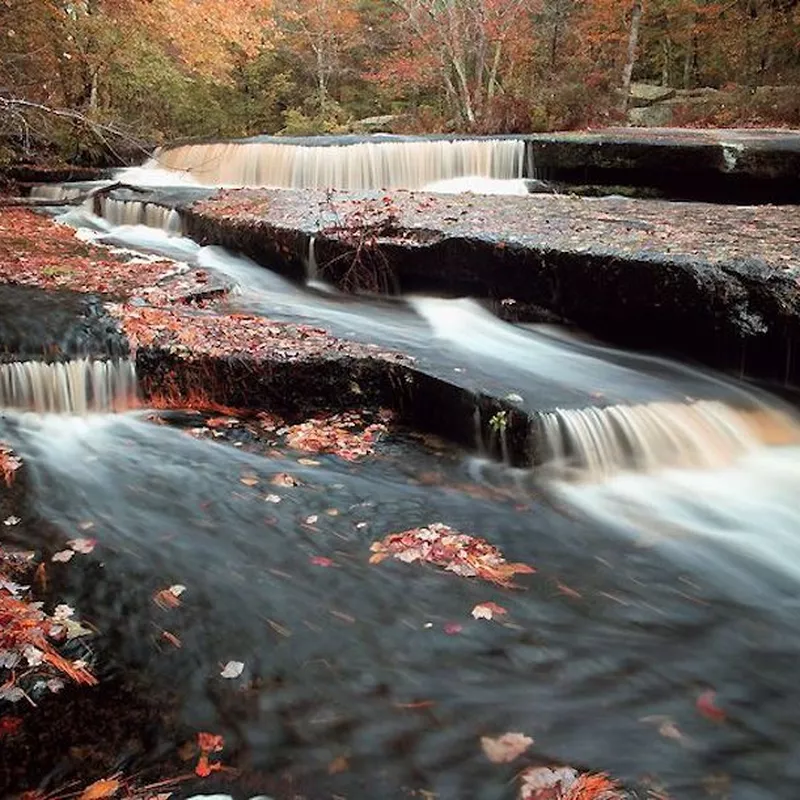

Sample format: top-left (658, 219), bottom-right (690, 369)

top-left (78, 777), bottom-right (122, 800)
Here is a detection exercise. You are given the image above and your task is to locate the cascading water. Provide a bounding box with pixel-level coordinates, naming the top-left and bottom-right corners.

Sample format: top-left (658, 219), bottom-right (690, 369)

top-left (142, 138), bottom-right (526, 189)
top-left (0, 358), bottom-right (138, 414)
top-left (96, 197), bottom-right (183, 234)
top-left (534, 400), bottom-right (800, 480)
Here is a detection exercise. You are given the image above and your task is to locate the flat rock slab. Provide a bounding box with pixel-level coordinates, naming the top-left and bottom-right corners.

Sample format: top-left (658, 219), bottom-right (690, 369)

top-left (186, 188), bottom-right (800, 386)
top-left (191, 187), bottom-right (800, 278)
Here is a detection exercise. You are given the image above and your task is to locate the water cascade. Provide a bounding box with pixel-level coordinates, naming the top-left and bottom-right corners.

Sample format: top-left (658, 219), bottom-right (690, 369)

top-left (0, 359), bottom-right (138, 414)
top-left (96, 197), bottom-right (183, 234)
top-left (147, 138), bottom-right (526, 189)
top-left (535, 401), bottom-right (800, 481)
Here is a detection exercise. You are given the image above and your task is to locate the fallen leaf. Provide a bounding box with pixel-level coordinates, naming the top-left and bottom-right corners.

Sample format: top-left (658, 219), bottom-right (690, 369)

top-left (311, 556), bottom-right (334, 567)
top-left (305, 514), bottom-right (319, 525)
top-left (444, 623), bottom-right (462, 635)
top-left (240, 475), bottom-right (259, 487)
top-left (220, 660), bottom-right (244, 679)
top-left (370, 523), bottom-right (534, 587)
top-left (271, 472), bottom-right (300, 487)
top-left (0, 716), bottom-right (22, 737)
top-left (472, 601), bottom-right (508, 620)
top-left (51, 549), bottom-right (74, 563)
top-left (153, 585), bottom-right (185, 609)
top-left (328, 755), bottom-right (350, 774)
top-left (696, 689), bottom-right (726, 722)
top-left (68, 537), bottom-right (96, 554)
top-left (298, 458), bottom-right (321, 467)
top-left (481, 731), bottom-right (534, 763)
top-left (264, 494), bottom-right (282, 504)
top-left (78, 777), bottom-right (122, 800)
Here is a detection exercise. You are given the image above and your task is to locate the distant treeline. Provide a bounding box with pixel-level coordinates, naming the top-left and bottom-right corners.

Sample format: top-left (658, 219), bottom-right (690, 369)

top-left (2, 0), bottom-right (799, 164)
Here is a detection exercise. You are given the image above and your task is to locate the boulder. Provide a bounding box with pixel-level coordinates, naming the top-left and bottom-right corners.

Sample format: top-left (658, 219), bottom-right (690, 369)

top-left (627, 103), bottom-right (674, 127)
top-left (629, 83), bottom-right (677, 106)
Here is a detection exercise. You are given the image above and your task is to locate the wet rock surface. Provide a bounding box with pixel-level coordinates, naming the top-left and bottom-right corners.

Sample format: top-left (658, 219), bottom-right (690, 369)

top-left (186, 188), bottom-right (800, 387)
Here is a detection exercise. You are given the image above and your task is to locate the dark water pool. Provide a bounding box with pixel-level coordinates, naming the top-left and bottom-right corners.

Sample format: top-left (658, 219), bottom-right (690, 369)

top-left (1, 410), bottom-right (799, 799)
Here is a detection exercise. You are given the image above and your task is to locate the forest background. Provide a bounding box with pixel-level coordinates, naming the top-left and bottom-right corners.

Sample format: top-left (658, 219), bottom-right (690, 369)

top-left (1, 0), bottom-right (799, 166)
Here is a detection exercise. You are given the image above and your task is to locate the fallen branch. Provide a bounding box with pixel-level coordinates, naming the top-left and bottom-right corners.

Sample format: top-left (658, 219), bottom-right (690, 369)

top-left (0, 181), bottom-right (151, 207)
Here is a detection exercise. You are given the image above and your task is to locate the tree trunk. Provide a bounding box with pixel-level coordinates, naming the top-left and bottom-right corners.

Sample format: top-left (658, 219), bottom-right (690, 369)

top-left (620, 0), bottom-right (644, 113)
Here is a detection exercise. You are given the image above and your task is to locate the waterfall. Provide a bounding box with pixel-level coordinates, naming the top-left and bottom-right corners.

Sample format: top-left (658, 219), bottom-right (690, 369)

top-left (0, 359), bottom-right (139, 414)
top-left (147, 138), bottom-right (526, 189)
top-left (96, 197), bottom-right (182, 234)
top-left (535, 400), bottom-right (800, 481)
top-left (29, 184), bottom-right (85, 202)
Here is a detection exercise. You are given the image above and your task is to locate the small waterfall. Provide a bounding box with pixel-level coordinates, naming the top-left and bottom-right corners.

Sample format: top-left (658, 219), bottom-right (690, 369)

top-left (536, 400), bottom-right (800, 481)
top-left (96, 197), bottom-right (182, 234)
top-left (29, 184), bottom-right (85, 202)
top-left (0, 359), bottom-right (138, 414)
top-left (148, 138), bottom-right (526, 189)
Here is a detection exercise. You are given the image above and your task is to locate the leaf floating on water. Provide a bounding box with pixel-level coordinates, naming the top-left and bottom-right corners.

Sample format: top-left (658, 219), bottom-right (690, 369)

top-left (264, 494), bottom-right (282, 504)
top-left (305, 515), bottom-right (319, 525)
top-left (271, 472), bottom-right (300, 487)
top-left (77, 777), bottom-right (122, 800)
top-left (481, 731), bottom-right (533, 763)
top-left (696, 689), bottom-right (726, 722)
top-left (310, 556), bottom-right (334, 567)
top-left (518, 766), bottom-right (627, 800)
top-left (472, 601), bottom-right (508, 620)
top-left (51, 549), bottom-right (74, 563)
top-left (370, 523), bottom-right (534, 587)
top-left (153, 584), bottom-right (186, 609)
top-left (220, 660), bottom-right (244, 679)
top-left (78, 521), bottom-right (95, 531)
top-left (443, 623), bottom-right (462, 635)
top-left (68, 537), bottom-right (96, 554)
top-left (298, 458), bottom-right (321, 467)
top-left (195, 731), bottom-right (225, 777)
top-left (240, 474), bottom-right (259, 487)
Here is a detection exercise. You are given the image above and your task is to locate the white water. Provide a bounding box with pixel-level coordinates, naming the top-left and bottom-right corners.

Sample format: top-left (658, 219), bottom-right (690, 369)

top-left (134, 138), bottom-right (525, 190)
top-left (422, 176), bottom-right (531, 195)
top-left (96, 197), bottom-right (182, 234)
top-left (0, 359), bottom-right (138, 414)
top-left (48, 181), bottom-right (800, 590)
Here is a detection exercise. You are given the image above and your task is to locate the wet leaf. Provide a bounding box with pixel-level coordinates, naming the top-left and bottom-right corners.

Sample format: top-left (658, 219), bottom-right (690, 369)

top-left (443, 623), bottom-right (462, 635)
top-left (481, 731), bottom-right (534, 763)
top-left (240, 475), bottom-right (259, 487)
top-left (370, 523), bottom-right (535, 587)
top-left (78, 777), bottom-right (122, 800)
top-left (518, 766), bottom-right (626, 800)
top-left (298, 458), bottom-right (321, 467)
top-left (305, 515), bottom-right (319, 525)
top-left (472, 601), bottom-right (508, 620)
top-left (310, 556), bottom-right (334, 567)
top-left (68, 538), bottom-right (96, 554)
top-left (264, 494), bottom-right (282, 504)
top-left (271, 472), bottom-right (300, 487)
top-left (220, 660), bottom-right (244, 679)
top-left (0, 716), bottom-right (22, 737)
top-left (328, 755), bottom-right (350, 774)
top-left (51, 549), bottom-right (74, 563)
top-left (696, 689), bottom-right (726, 722)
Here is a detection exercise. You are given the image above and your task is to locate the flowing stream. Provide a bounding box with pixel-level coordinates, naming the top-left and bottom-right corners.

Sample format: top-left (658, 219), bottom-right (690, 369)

top-left (4, 162), bottom-right (800, 798)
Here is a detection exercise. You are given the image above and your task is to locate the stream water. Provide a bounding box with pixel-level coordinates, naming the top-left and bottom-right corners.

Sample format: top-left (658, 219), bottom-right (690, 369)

top-left (2, 171), bottom-right (800, 799)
